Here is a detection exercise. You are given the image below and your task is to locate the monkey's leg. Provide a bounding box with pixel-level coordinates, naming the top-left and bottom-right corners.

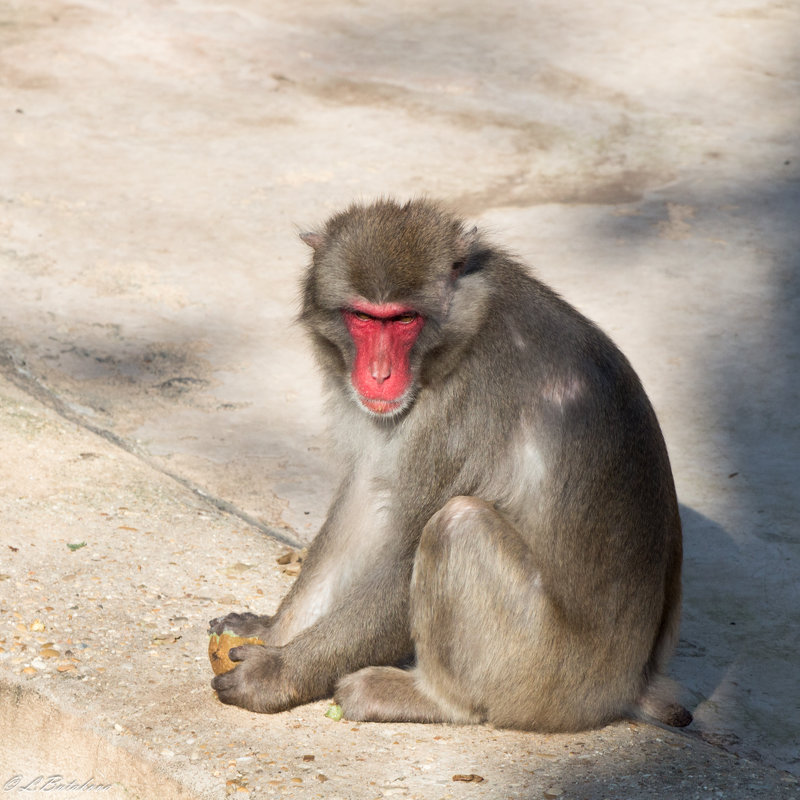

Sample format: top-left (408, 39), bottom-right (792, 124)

top-left (211, 564), bottom-right (414, 713)
top-left (336, 495), bottom-right (542, 725)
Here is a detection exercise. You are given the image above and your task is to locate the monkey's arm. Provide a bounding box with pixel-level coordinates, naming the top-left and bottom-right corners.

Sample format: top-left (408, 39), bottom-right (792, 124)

top-left (208, 471), bottom-right (370, 643)
top-left (210, 566), bottom-right (413, 713)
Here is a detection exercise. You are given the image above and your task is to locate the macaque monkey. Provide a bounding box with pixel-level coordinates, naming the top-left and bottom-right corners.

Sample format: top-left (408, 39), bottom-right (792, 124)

top-left (210, 198), bottom-right (691, 731)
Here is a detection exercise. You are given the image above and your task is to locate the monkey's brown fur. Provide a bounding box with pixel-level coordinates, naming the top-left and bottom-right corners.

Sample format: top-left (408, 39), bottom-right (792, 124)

top-left (210, 198), bottom-right (691, 731)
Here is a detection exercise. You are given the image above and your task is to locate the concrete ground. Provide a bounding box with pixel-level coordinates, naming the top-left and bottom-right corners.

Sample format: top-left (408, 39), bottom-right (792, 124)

top-left (1, 0), bottom-right (798, 797)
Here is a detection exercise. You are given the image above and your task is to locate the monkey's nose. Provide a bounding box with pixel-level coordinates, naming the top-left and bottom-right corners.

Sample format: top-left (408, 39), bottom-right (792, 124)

top-left (370, 355), bottom-right (392, 384)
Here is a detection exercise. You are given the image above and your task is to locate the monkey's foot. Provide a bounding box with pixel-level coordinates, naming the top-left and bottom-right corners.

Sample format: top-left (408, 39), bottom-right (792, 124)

top-left (335, 666), bottom-right (457, 724)
top-left (211, 644), bottom-right (299, 713)
top-left (208, 611), bottom-right (273, 640)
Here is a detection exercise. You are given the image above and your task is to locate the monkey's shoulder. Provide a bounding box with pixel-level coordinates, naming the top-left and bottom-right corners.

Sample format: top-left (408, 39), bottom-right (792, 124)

top-left (472, 279), bottom-right (642, 407)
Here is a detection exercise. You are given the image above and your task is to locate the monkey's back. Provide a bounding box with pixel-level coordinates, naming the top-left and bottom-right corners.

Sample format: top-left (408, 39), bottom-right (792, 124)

top-left (403, 254), bottom-right (682, 729)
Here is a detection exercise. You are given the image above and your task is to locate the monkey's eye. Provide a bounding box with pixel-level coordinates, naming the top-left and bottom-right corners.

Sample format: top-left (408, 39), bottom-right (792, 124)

top-left (394, 312), bottom-right (418, 324)
top-left (351, 311), bottom-right (373, 321)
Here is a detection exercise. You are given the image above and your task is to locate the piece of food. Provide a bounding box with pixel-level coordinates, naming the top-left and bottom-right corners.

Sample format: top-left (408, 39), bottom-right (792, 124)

top-left (276, 547), bottom-right (307, 577)
top-left (324, 704), bottom-right (343, 721)
top-left (208, 630), bottom-right (264, 675)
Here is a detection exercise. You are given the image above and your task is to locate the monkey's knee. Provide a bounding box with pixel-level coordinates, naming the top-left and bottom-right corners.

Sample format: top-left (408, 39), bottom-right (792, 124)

top-left (421, 496), bottom-right (496, 555)
top-left (433, 495), bottom-right (494, 526)
top-left (413, 494), bottom-right (516, 637)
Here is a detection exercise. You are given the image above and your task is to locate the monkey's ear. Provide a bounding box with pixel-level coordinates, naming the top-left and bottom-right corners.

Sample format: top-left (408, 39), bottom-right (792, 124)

top-left (460, 226), bottom-right (478, 249)
top-left (452, 226), bottom-right (481, 278)
top-left (300, 232), bottom-right (327, 250)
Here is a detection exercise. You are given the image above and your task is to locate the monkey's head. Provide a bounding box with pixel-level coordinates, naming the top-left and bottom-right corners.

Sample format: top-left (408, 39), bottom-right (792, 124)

top-left (300, 199), bottom-right (488, 418)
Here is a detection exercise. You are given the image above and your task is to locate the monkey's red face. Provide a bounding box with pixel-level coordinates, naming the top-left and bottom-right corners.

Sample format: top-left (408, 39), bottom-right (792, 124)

top-left (342, 301), bottom-right (425, 416)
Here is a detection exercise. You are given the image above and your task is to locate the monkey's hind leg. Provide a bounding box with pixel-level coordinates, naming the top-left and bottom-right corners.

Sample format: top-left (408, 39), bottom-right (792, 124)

top-left (410, 495), bottom-right (559, 729)
top-left (338, 495), bottom-right (545, 727)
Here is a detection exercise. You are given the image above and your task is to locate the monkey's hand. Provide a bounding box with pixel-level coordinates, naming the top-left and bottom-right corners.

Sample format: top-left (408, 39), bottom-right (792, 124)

top-left (211, 644), bottom-right (299, 713)
top-left (208, 611), bottom-right (274, 641)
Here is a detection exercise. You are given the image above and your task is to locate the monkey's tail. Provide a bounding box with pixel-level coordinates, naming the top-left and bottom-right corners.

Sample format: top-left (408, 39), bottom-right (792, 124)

top-left (636, 674), bottom-right (693, 728)
top-left (635, 512), bottom-right (692, 728)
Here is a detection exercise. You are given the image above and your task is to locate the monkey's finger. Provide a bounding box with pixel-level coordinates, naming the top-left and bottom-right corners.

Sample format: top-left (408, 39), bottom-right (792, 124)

top-left (227, 644), bottom-right (266, 662)
top-left (208, 612), bottom-right (250, 635)
top-left (207, 615), bottom-right (231, 634)
top-left (211, 670), bottom-right (243, 703)
top-left (208, 611), bottom-right (273, 637)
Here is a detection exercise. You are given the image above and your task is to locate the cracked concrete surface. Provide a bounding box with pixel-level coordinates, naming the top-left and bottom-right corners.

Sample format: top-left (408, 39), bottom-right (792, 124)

top-left (1, 0), bottom-right (799, 797)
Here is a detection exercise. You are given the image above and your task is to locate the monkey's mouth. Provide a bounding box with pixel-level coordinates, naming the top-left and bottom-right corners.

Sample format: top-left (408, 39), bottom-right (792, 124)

top-left (350, 382), bottom-right (415, 417)
top-left (359, 396), bottom-right (404, 415)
